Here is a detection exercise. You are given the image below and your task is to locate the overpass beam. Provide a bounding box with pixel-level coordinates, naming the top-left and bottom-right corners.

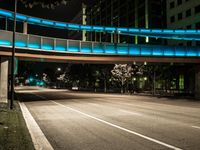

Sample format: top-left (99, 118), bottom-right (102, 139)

top-left (23, 22), bottom-right (28, 34)
top-left (0, 57), bottom-right (9, 103)
top-left (195, 66), bottom-right (200, 99)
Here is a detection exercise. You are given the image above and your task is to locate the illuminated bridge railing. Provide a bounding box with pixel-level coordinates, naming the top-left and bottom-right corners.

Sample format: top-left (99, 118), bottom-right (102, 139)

top-left (0, 30), bottom-right (200, 57)
top-left (0, 9), bottom-right (200, 41)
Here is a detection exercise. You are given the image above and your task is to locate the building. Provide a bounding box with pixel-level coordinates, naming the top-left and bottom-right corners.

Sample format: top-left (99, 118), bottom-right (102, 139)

top-left (166, 0), bottom-right (200, 46)
top-left (68, 3), bottom-right (87, 41)
top-left (86, 0), bottom-right (166, 44)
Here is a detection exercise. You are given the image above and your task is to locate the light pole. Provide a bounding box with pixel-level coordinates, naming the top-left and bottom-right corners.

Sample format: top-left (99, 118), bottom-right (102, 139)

top-left (10, 0), bottom-right (17, 109)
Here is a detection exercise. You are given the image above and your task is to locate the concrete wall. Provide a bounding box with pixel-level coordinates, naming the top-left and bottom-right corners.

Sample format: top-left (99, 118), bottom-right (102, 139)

top-left (0, 57), bottom-right (8, 103)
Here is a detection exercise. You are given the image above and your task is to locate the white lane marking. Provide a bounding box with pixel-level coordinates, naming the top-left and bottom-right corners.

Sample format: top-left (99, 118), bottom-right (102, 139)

top-left (119, 109), bottom-right (143, 116)
top-left (192, 126), bottom-right (200, 130)
top-left (51, 100), bottom-right (182, 150)
top-left (19, 102), bottom-right (54, 150)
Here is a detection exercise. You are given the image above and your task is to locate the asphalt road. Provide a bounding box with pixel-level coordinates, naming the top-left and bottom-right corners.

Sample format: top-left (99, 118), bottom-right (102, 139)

top-left (16, 87), bottom-right (200, 150)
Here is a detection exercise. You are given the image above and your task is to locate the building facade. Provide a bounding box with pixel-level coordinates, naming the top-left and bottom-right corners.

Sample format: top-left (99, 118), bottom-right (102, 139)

top-left (166, 0), bottom-right (200, 46)
top-left (86, 0), bottom-right (166, 44)
top-left (68, 3), bottom-right (87, 41)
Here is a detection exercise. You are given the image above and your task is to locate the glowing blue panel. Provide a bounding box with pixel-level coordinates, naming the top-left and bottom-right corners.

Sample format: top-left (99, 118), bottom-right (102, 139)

top-left (164, 47), bottom-right (174, 56)
top-left (141, 29), bottom-right (151, 33)
top-left (186, 48), bottom-right (198, 57)
top-left (16, 14), bottom-right (27, 21)
top-left (117, 45), bottom-right (129, 55)
top-left (163, 29), bottom-right (174, 33)
top-left (0, 10), bottom-right (12, 17)
top-left (28, 43), bottom-right (40, 49)
top-left (42, 20), bottom-right (54, 26)
top-left (152, 29), bottom-right (162, 33)
top-left (28, 17), bottom-right (41, 23)
top-left (141, 46), bottom-right (152, 55)
top-left (80, 25), bottom-right (92, 30)
top-left (93, 45), bottom-right (104, 53)
top-left (68, 24), bottom-right (80, 29)
top-left (129, 45), bottom-right (140, 55)
top-left (55, 46), bottom-right (66, 51)
top-left (175, 47), bottom-right (185, 56)
top-left (55, 22), bottom-right (66, 28)
top-left (175, 30), bottom-right (185, 33)
top-left (80, 47), bottom-right (91, 53)
top-left (68, 46), bottom-right (79, 52)
top-left (42, 44), bottom-right (53, 50)
top-left (186, 30), bottom-right (196, 33)
top-left (93, 26), bottom-right (104, 31)
top-left (117, 28), bottom-right (128, 32)
top-left (0, 40), bottom-right (11, 46)
top-left (105, 45), bottom-right (116, 54)
top-left (105, 27), bottom-right (116, 32)
top-left (129, 28), bottom-right (139, 32)
top-left (152, 47), bottom-right (163, 56)
top-left (15, 41), bottom-right (26, 47)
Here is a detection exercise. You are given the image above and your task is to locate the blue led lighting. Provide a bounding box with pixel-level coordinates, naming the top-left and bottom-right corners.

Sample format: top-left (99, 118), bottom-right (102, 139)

top-left (80, 25), bottom-right (92, 30)
top-left (129, 28), bottom-right (140, 32)
top-left (55, 46), bottom-right (66, 51)
top-left (129, 46), bottom-right (140, 55)
top-left (42, 44), bottom-right (53, 50)
top-left (28, 17), bottom-right (41, 23)
top-left (42, 20), bottom-right (54, 26)
top-left (175, 30), bottom-right (185, 33)
top-left (80, 47), bottom-right (91, 53)
top-left (105, 45), bottom-right (116, 54)
top-left (163, 29), bottom-right (174, 33)
top-left (117, 45), bottom-right (129, 55)
top-left (0, 40), bottom-right (11, 46)
top-left (16, 14), bottom-right (27, 21)
top-left (186, 30), bottom-right (196, 33)
top-left (68, 46), bottom-right (79, 52)
top-left (105, 27), bottom-right (116, 31)
top-left (175, 48), bottom-right (185, 56)
top-left (163, 48), bottom-right (174, 56)
top-left (141, 29), bottom-right (151, 33)
top-left (28, 43), bottom-right (40, 49)
top-left (55, 22), bottom-right (66, 28)
top-left (68, 24), bottom-right (80, 29)
top-left (15, 41), bottom-right (26, 47)
top-left (0, 10), bottom-right (12, 17)
top-left (93, 45), bottom-right (104, 53)
top-left (152, 29), bottom-right (162, 33)
top-left (117, 28), bottom-right (128, 32)
top-left (152, 48), bottom-right (163, 56)
top-left (93, 26), bottom-right (104, 30)
top-left (141, 47), bottom-right (152, 55)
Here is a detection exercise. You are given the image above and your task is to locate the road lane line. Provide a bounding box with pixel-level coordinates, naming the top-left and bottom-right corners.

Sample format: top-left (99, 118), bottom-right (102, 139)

top-left (51, 100), bottom-right (182, 150)
top-left (192, 126), bottom-right (200, 130)
top-left (19, 102), bottom-right (54, 150)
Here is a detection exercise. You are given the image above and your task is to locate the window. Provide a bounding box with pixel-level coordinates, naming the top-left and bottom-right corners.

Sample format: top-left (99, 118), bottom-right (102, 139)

top-left (170, 16), bottom-right (175, 23)
top-left (178, 13), bottom-right (182, 20)
top-left (177, 0), bottom-right (182, 5)
top-left (186, 9), bottom-right (191, 17)
top-left (179, 75), bottom-right (184, 90)
top-left (196, 22), bottom-right (200, 29)
top-left (170, 1), bottom-right (175, 9)
top-left (195, 5), bottom-right (200, 14)
top-left (186, 25), bottom-right (192, 29)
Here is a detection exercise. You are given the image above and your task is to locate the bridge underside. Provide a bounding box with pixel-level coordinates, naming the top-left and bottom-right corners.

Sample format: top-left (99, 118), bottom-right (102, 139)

top-left (1, 47), bottom-right (200, 64)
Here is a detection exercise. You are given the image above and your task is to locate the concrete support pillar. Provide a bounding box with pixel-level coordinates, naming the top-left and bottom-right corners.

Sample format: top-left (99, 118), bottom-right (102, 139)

top-left (0, 57), bottom-right (9, 103)
top-left (23, 22), bottom-right (28, 34)
top-left (195, 66), bottom-right (200, 99)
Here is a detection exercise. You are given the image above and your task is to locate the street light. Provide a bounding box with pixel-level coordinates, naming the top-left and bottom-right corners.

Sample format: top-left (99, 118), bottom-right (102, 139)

top-left (10, 0), bottom-right (18, 109)
top-left (57, 68), bottom-right (61, 71)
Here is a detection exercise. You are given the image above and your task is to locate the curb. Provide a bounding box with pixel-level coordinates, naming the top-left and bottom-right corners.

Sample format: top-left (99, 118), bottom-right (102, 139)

top-left (19, 102), bottom-right (54, 150)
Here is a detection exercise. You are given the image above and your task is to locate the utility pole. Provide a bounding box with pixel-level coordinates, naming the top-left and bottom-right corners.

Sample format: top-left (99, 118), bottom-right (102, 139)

top-left (10, 0), bottom-right (17, 109)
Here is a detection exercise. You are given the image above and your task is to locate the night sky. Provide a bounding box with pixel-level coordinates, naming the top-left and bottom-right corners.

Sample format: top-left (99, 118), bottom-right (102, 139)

top-left (0, 0), bottom-right (95, 21)
top-left (0, 0), bottom-right (95, 38)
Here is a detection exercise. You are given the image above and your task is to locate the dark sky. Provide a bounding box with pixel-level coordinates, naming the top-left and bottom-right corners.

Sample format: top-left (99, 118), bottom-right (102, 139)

top-left (0, 0), bottom-right (95, 22)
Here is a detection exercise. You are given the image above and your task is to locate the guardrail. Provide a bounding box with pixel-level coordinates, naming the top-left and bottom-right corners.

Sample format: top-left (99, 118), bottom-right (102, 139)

top-left (0, 8), bottom-right (200, 41)
top-left (0, 30), bottom-right (200, 57)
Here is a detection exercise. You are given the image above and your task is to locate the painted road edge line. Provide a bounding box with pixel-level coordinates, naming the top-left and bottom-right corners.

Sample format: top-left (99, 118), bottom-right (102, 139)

top-left (19, 102), bottom-right (54, 150)
top-left (192, 126), bottom-right (200, 129)
top-left (51, 100), bottom-right (182, 150)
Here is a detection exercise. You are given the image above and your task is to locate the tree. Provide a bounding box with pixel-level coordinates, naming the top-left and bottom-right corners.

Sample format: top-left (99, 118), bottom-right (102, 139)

top-left (111, 64), bottom-right (133, 93)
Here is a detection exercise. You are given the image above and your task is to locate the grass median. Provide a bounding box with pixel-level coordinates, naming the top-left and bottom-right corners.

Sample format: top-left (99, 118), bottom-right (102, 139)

top-left (0, 102), bottom-right (35, 150)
